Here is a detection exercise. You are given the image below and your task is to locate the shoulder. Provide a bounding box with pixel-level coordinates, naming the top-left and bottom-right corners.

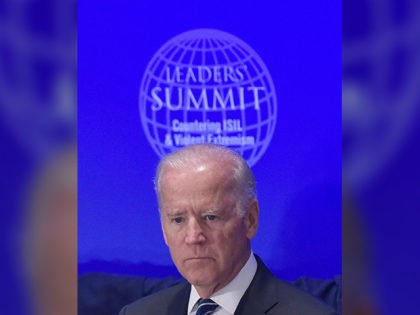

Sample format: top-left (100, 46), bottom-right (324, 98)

top-left (119, 281), bottom-right (189, 315)
top-left (268, 277), bottom-right (337, 314)
top-left (248, 256), bottom-right (337, 315)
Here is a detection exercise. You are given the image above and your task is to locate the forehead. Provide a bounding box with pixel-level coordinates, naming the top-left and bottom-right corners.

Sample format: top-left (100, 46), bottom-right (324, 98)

top-left (159, 163), bottom-right (238, 201)
top-left (163, 158), bottom-right (235, 182)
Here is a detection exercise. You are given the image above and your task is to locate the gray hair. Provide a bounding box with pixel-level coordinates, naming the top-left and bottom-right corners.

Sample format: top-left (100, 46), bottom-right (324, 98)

top-left (154, 144), bottom-right (256, 215)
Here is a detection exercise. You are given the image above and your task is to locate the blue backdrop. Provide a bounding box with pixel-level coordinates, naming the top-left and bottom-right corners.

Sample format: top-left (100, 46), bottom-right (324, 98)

top-left (79, 0), bottom-right (341, 281)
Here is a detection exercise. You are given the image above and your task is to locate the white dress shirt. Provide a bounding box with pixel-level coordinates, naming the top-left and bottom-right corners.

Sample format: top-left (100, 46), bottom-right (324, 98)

top-left (187, 252), bottom-right (258, 315)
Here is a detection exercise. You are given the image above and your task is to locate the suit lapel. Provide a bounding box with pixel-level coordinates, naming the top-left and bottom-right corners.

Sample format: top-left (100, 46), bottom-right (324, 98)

top-left (234, 255), bottom-right (280, 315)
top-left (166, 282), bottom-right (191, 315)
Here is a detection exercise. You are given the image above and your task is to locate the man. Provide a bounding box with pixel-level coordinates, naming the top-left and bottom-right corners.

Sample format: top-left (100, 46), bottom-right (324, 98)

top-left (119, 144), bottom-right (336, 315)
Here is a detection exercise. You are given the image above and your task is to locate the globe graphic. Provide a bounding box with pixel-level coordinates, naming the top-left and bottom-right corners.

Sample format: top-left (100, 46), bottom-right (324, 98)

top-left (139, 29), bottom-right (277, 167)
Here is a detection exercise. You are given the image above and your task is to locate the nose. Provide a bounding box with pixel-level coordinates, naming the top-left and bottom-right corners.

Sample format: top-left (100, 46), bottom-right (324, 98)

top-left (184, 218), bottom-right (206, 245)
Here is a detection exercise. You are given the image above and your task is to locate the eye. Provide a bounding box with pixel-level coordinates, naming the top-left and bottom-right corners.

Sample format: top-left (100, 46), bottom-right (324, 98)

top-left (173, 217), bottom-right (184, 224)
top-left (205, 215), bottom-right (218, 221)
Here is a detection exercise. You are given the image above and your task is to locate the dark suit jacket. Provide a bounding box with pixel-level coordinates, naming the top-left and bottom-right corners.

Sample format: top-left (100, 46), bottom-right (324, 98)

top-left (119, 255), bottom-right (337, 315)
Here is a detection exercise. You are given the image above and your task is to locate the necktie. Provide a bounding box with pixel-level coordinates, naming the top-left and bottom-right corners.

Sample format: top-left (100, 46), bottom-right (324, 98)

top-left (195, 298), bottom-right (219, 315)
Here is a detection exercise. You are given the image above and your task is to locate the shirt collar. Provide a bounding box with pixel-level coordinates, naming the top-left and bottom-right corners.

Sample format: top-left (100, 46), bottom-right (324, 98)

top-left (188, 251), bottom-right (257, 314)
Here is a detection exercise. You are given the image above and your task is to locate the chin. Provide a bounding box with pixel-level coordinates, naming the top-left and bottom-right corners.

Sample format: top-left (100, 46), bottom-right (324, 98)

top-left (184, 272), bottom-right (215, 287)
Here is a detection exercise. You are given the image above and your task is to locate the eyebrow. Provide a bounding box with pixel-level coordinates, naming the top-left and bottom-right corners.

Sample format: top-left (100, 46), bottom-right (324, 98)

top-left (164, 209), bottom-right (225, 217)
top-left (203, 209), bottom-right (225, 215)
top-left (165, 210), bottom-right (186, 217)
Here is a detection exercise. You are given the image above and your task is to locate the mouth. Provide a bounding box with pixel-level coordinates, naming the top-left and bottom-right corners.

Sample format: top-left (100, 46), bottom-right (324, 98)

top-left (185, 257), bottom-right (213, 262)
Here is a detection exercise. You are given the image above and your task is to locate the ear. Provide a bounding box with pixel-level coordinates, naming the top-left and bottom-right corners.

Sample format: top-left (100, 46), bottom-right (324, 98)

top-left (244, 199), bottom-right (259, 239)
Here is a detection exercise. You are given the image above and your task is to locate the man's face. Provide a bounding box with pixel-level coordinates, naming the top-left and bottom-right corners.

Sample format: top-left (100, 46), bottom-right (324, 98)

top-left (159, 162), bottom-right (258, 295)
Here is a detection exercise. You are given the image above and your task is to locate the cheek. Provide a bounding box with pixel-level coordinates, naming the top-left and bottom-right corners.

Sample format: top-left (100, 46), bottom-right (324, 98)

top-left (162, 223), bottom-right (177, 241)
top-left (222, 220), bottom-right (247, 239)
top-left (217, 223), bottom-right (248, 251)
top-left (163, 228), bottom-right (185, 252)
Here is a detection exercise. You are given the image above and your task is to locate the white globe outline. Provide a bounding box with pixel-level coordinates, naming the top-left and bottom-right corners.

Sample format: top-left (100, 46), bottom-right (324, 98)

top-left (139, 28), bottom-right (277, 167)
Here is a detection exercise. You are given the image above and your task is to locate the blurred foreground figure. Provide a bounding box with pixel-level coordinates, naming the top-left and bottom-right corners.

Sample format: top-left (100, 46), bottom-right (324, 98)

top-left (343, 0), bottom-right (420, 313)
top-left (342, 194), bottom-right (379, 315)
top-left (119, 144), bottom-right (336, 315)
top-left (23, 146), bottom-right (77, 315)
top-left (0, 0), bottom-right (75, 313)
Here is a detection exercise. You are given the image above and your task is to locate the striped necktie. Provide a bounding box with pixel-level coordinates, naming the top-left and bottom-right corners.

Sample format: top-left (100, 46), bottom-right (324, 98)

top-left (196, 298), bottom-right (219, 315)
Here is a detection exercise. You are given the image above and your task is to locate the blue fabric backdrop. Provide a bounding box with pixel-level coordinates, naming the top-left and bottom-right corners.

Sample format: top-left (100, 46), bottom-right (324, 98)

top-left (78, 0), bottom-right (341, 281)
